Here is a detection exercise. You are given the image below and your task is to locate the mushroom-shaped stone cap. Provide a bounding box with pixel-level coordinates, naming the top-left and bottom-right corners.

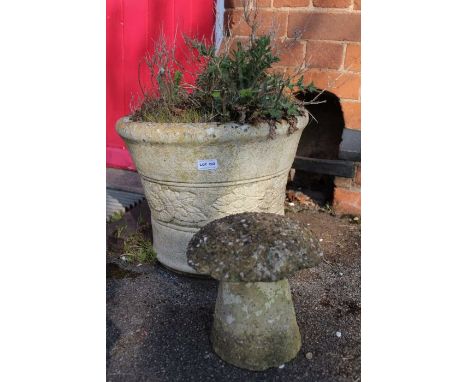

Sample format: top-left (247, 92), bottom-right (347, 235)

top-left (187, 212), bottom-right (322, 282)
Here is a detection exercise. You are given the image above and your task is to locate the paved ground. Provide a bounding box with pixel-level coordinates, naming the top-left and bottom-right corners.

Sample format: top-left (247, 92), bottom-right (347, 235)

top-left (107, 167), bottom-right (144, 194)
top-left (107, 202), bottom-right (361, 382)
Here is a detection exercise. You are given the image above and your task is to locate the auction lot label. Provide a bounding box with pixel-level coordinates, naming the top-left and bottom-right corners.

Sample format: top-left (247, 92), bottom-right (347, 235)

top-left (197, 159), bottom-right (218, 171)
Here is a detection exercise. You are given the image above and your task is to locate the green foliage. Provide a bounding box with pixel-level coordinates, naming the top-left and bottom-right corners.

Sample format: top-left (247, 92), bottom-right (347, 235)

top-left (189, 36), bottom-right (315, 124)
top-left (123, 231), bottom-right (157, 264)
top-left (130, 15), bottom-right (316, 127)
top-left (109, 210), bottom-right (124, 223)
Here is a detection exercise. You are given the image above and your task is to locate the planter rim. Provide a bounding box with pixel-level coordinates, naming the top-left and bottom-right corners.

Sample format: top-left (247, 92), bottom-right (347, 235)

top-left (116, 113), bottom-right (309, 145)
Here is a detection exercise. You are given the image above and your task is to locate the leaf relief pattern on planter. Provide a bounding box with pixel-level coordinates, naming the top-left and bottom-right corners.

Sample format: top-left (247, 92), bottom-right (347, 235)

top-left (211, 174), bottom-right (287, 216)
top-left (142, 183), bottom-right (207, 225)
top-left (141, 172), bottom-right (288, 228)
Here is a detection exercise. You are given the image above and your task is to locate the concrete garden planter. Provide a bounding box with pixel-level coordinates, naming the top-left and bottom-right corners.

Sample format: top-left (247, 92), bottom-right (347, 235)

top-left (116, 114), bottom-right (308, 274)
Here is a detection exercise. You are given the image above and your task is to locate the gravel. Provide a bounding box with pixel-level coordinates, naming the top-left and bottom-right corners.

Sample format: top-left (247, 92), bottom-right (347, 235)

top-left (107, 208), bottom-right (361, 381)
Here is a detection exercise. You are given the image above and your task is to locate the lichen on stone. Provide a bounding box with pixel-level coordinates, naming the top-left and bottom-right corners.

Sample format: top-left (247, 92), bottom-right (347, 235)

top-left (186, 212), bottom-right (322, 282)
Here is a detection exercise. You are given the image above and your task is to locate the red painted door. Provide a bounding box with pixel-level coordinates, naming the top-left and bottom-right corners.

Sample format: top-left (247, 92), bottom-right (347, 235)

top-left (106, 0), bottom-right (216, 169)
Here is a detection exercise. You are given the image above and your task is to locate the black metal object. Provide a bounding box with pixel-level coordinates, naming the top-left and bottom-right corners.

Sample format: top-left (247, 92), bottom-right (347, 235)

top-left (292, 156), bottom-right (355, 178)
top-left (339, 128), bottom-right (361, 162)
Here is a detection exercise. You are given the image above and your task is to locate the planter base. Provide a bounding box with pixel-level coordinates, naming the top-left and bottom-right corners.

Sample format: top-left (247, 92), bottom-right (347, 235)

top-left (147, 171), bottom-right (287, 275)
top-left (157, 259), bottom-right (211, 279)
top-left (151, 217), bottom-right (201, 275)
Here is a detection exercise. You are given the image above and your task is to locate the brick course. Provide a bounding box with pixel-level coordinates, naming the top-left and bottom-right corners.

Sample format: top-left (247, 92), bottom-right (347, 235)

top-left (333, 162), bottom-right (360, 214)
top-left (305, 41), bottom-right (343, 69)
top-left (225, 0), bottom-right (272, 8)
top-left (274, 0), bottom-right (309, 7)
top-left (344, 43), bottom-right (361, 72)
top-left (333, 187), bottom-right (361, 215)
top-left (276, 40), bottom-right (305, 67)
top-left (288, 12), bottom-right (361, 41)
top-left (313, 0), bottom-right (351, 8)
top-left (341, 101), bottom-right (361, 130)
top-left (225, 9), bottom-right (288, 37)
top-left (302, 70), bottom-right (360, 100)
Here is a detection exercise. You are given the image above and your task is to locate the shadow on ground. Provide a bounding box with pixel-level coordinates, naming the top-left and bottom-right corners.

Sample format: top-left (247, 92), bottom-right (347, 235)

top-left (107, 208), bottom-right (361, 382)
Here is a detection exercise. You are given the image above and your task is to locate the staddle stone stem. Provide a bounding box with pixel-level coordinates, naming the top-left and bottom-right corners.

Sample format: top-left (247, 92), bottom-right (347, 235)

top-left (211, 279), bottom-right (301, 371)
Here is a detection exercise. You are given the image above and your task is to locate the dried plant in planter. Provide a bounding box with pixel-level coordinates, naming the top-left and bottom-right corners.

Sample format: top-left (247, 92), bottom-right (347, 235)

top-left (130, 33), bottom-right (210, 124)
top-left (130, 0), bottom-right (319, 132)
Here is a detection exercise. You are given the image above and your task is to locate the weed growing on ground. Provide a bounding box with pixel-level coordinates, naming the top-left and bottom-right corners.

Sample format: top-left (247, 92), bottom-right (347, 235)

top-left (319, 203), bottom-right (336, 216)
top-left (109, 211), bottom-right (124, 223)
top-left (115, 225), bottom-right (127, 239)
top-left (122, 231), bottom-right (157, 264)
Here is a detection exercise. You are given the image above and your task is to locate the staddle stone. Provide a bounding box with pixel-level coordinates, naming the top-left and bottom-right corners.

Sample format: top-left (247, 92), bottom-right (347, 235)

top-left (186, 212), bottom-right (322, 371)
top-left (187, 212), bottom-right (322, 282)
top-left (211, 279), bottom-right (301, 371)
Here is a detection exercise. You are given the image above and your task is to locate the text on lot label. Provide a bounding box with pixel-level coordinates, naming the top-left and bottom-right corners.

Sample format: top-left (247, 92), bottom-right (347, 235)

top-left (197, 159), bottom-right (218, 170)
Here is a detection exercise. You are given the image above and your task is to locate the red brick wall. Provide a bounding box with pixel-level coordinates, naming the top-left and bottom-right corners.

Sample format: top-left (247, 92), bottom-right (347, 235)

top-left (334, 163), bottom-right (360, 215)
top-left (225, 0), bottom-right (361, 130)
top-left (225, 0), bottom-right (361, 214)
